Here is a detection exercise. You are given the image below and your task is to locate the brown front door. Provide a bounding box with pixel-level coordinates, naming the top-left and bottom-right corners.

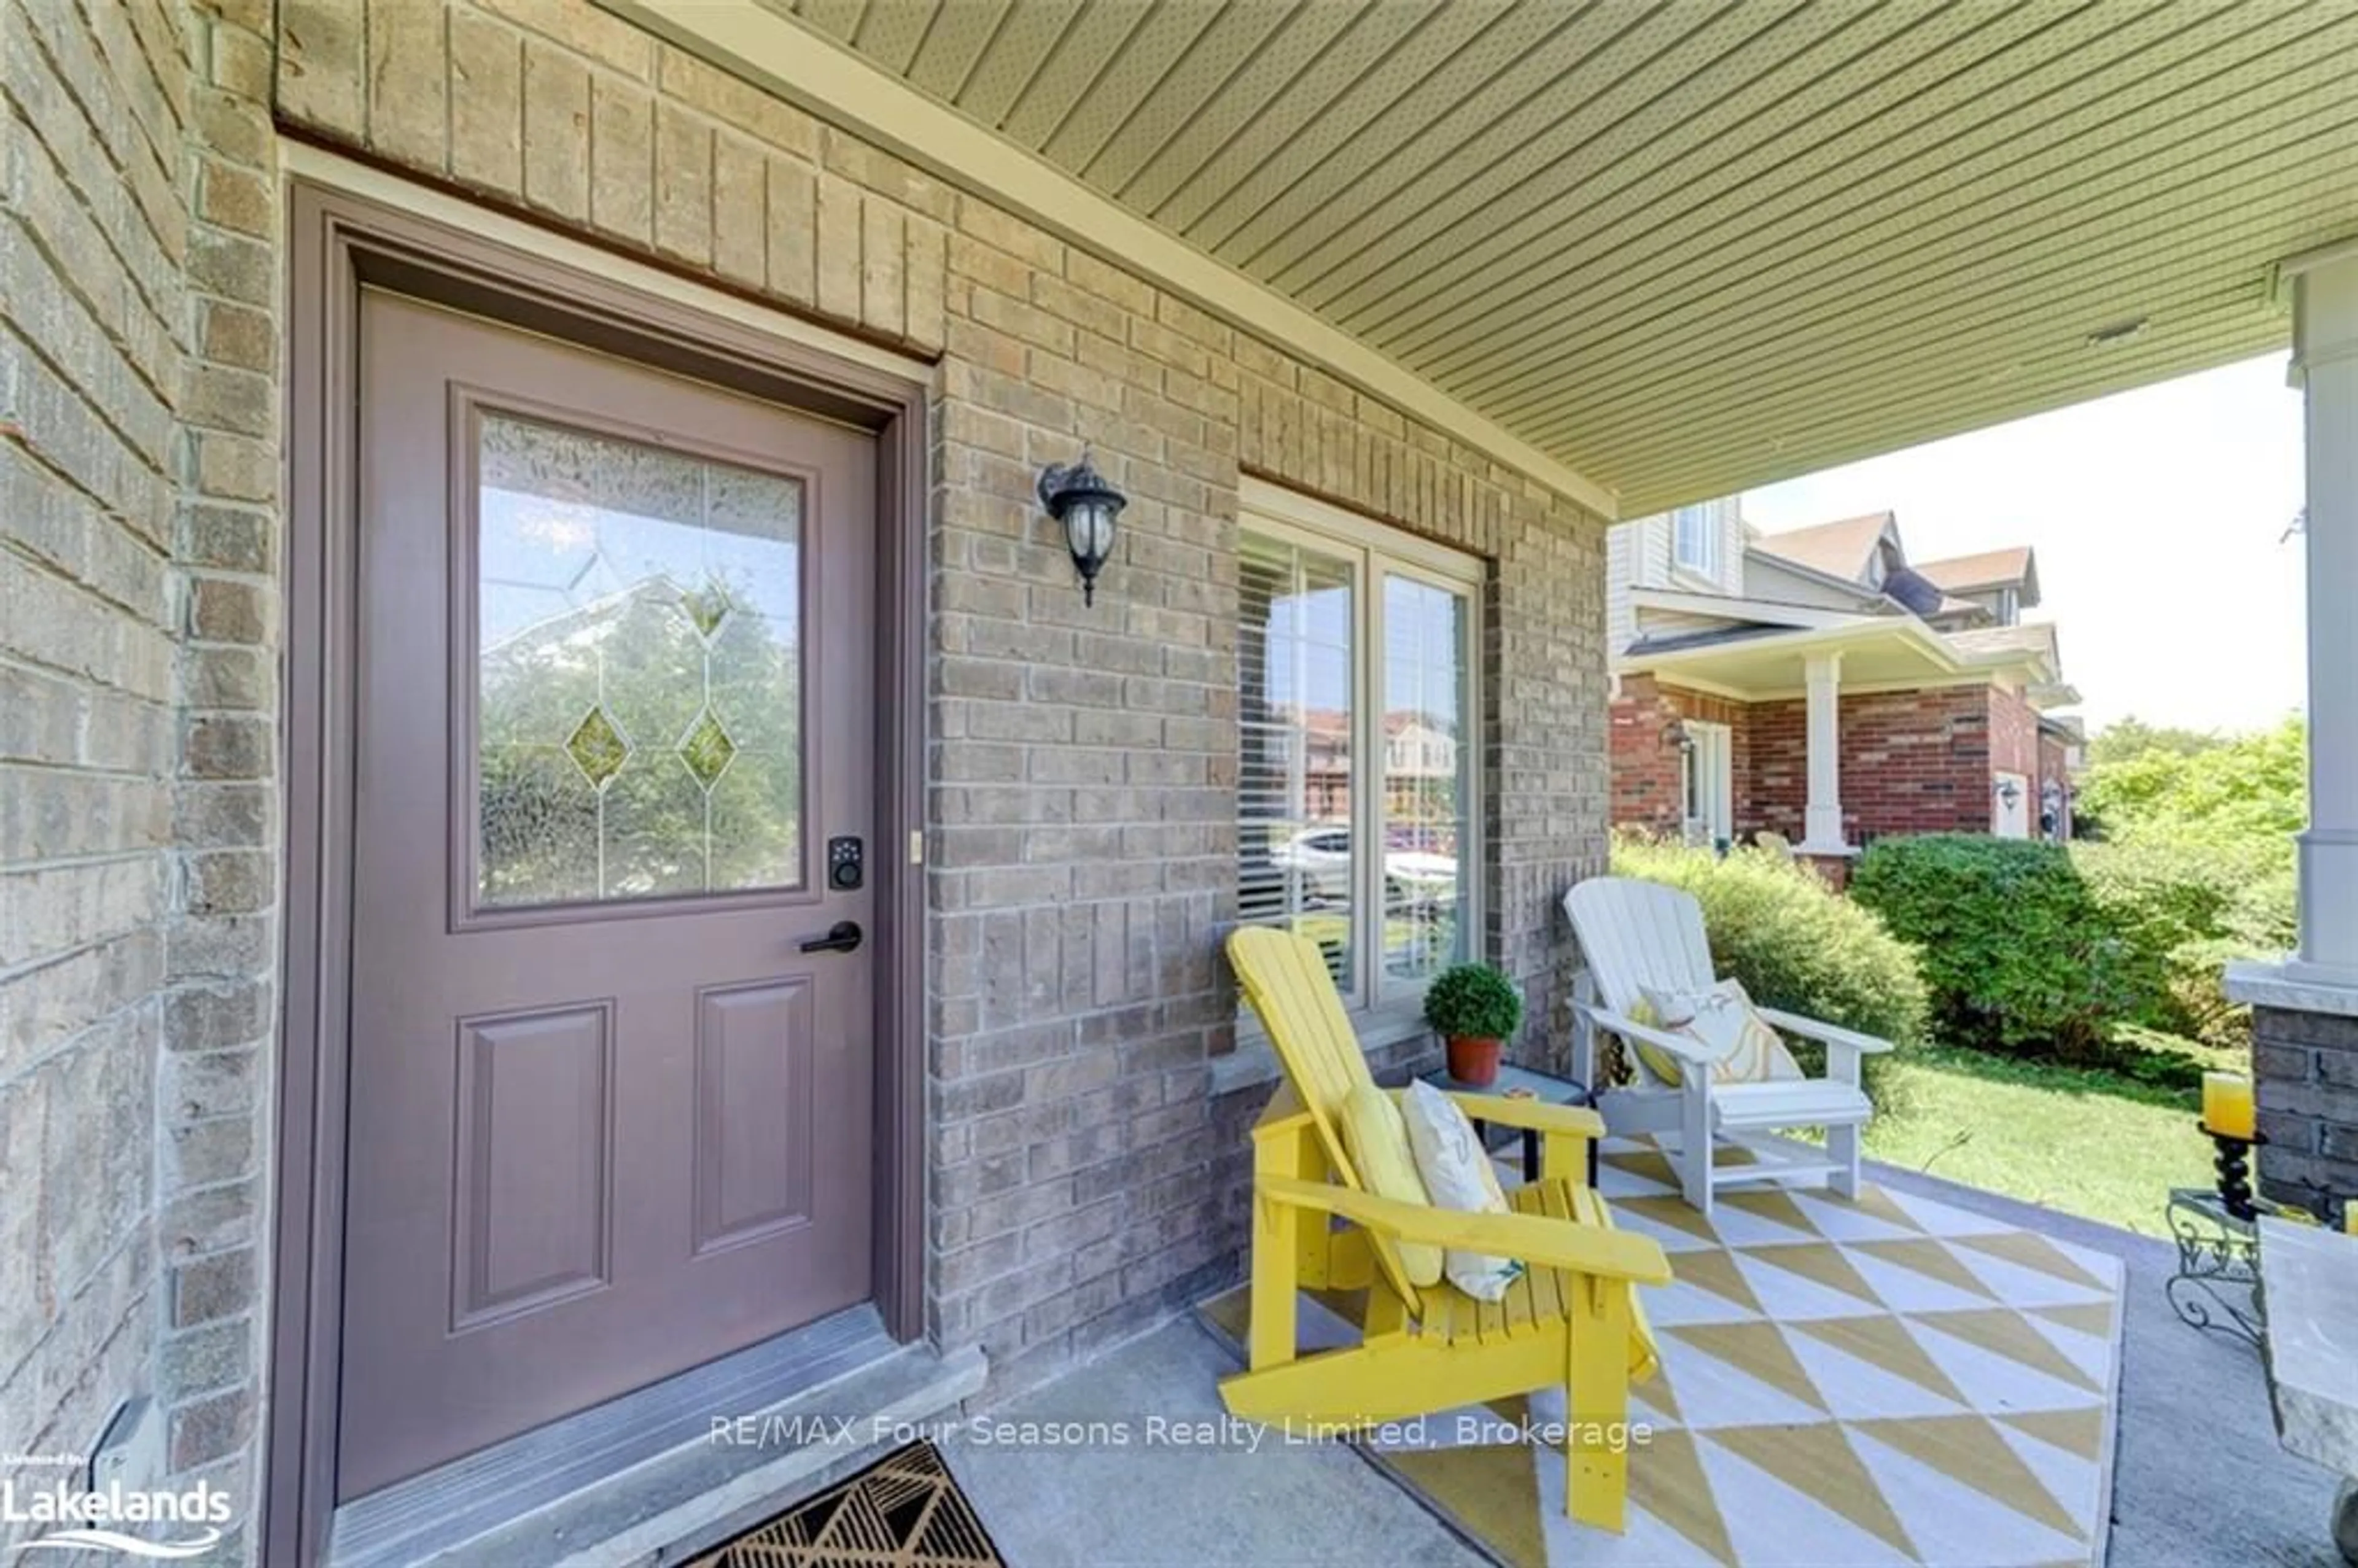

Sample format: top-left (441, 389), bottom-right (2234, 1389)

top-left (338, 292), bottom-right (877, 1499)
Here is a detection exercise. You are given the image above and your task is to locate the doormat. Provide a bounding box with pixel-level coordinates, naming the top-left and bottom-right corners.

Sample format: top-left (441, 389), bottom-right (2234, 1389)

top-left (1200, 1138), bottom-right (2125, 1567)
top-left (689, 1440), bottom-right (1005, 1567)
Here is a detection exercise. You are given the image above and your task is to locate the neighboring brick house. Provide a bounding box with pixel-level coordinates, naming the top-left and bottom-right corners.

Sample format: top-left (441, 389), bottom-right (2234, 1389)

top-left (1608, 503), bottom-right (2084, 875)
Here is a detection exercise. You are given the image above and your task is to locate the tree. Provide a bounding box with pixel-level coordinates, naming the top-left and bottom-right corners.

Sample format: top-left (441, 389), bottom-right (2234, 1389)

top-left (2077, 716), bottom-right (2306, 847)
top-left (2083, 715), bottom-right (2222, 767)
top-left (2069, 718), bottom-right (2305, 1046)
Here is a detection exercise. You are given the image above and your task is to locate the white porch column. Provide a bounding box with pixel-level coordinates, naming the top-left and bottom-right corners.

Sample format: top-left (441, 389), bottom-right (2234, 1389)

top-left (2226, 238), bottom-right (2358, 1222)
top-left (2287, 243), bottom-right (2358, 987)
top-left (1799, 650), bottom-right (1850, 853)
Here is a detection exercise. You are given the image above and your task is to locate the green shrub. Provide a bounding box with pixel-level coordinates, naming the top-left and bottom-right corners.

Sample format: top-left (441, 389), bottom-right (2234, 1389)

top-left (2070, 837), bottom-right (2295, 1048)
top-left (1609, 835), bottom-right (1930, 1051)
top-left (1850, 835), bottom-right (2169, 1058)
top-left (1423, 963), bottom-right (1524, 1040)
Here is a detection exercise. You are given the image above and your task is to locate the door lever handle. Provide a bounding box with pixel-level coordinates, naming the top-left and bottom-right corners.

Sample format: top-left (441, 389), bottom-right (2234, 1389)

top-left (798, 920), bottom-right (863, 955)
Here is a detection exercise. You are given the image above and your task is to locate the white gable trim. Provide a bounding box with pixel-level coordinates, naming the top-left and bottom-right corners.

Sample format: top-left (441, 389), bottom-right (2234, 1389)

top-left (1630, 587), bottom-right (1875, 630)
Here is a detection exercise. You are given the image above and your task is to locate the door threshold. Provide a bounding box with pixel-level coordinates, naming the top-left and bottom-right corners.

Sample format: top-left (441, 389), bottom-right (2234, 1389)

top-left (326, 1306), bottom-right (987, 1568)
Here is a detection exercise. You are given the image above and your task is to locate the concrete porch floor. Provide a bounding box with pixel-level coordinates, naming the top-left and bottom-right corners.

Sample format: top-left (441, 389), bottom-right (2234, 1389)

top-left (942, 1164), bottom-right (2343, 1568)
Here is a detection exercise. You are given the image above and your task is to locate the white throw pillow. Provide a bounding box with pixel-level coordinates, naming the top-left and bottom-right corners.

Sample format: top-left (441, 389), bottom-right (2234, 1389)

top-left (1638, 977), bottom-right (1804, 1085)
top-left (1399, 1080), bottom-right (1524, 1303)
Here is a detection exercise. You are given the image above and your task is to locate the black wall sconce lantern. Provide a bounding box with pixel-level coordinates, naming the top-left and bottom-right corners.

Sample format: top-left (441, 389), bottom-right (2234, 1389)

top-left (1038, 449), bottom-right (1126, 606)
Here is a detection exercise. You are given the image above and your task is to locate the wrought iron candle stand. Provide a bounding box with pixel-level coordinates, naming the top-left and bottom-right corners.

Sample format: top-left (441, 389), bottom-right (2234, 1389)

top-left (2208, 1123), bottom-right (2266, 1221)
top-left (2164, 1125), bottom-right (2273, 1347)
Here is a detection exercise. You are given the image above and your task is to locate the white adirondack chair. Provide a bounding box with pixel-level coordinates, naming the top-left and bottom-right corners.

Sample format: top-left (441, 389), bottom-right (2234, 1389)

top-left (1563, 877), bottom-right (1889, 1215)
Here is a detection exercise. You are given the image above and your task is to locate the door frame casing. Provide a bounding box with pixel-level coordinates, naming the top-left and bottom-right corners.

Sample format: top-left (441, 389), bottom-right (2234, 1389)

top-left (270, 177), bottom-right (930, 1566)
top-left (1681, 718), bottom-right (1733, 847)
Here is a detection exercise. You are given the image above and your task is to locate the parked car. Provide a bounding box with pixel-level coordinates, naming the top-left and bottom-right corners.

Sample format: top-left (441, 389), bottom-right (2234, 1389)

top-left (1270, 826), bottom-right (1457, 912)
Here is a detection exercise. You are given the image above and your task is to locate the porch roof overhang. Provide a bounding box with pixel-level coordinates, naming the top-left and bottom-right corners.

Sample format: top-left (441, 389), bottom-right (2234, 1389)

top-left (1627, 584), bottom-right (1877, 630)
top-left (1624, 616), bottom-right (2058, 704)
top-left (617, 0), bottom-right (2358, 517)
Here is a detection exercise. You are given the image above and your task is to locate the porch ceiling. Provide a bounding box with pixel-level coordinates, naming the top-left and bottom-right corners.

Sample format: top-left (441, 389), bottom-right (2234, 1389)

top-left (746, 0), bottom-right (2358, 514)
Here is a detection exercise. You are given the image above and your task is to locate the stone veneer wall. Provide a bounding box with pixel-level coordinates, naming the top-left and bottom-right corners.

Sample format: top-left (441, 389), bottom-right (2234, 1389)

top-left (2253, 1005), bottom-right (2358, 1221)
top-left (0, 0), bottom-right (1581, 1534)
top-left (1, 0), bottom-right (282, 1551)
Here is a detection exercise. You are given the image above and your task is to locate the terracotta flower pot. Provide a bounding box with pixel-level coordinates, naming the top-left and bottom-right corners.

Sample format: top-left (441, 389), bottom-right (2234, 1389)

top-left (1446, 1035), bottom-right (1502, 1087)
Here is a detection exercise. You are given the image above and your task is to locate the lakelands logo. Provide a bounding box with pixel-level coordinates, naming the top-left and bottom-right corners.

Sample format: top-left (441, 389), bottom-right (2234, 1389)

top-left (3, 1478), bottom-right (232, 1559)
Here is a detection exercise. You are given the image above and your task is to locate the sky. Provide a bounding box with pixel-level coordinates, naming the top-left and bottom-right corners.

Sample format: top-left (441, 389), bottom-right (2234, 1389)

top-left (1741, 354), bottom-right (2308, 736)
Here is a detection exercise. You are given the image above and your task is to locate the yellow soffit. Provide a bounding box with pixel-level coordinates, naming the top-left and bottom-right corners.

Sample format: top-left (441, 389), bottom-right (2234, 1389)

top-left (602, 0), bottom-right (1619, 519)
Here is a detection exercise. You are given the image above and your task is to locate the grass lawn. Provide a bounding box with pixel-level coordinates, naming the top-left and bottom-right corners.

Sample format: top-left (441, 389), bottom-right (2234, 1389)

top-left (1864, 1046), bottom-right (2216, 1237)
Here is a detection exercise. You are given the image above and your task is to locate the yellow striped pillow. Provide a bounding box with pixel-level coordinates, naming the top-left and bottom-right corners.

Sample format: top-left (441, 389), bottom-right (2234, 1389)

top-left (1635, 979), bottom-right (1803, 1086)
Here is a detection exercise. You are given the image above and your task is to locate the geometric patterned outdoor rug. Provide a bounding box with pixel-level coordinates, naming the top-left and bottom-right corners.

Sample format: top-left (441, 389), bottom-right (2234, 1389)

top-left (687, 1440), bottom-right (1005, 1567)
top-left (1203, 1137), bottom-right (2125, 1568)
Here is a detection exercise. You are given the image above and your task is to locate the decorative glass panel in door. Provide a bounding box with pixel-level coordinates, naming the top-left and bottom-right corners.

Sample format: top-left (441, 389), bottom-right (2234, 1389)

top-left (475, 411), bottom-right (804, 906)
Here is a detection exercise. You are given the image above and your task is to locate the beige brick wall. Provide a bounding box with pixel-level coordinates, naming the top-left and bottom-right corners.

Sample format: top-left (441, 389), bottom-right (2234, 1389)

top-left (278, 0), bottom-right (951, 355)
top-left (1, 0), bottom-right (280, 1548)
top-left (80, 0), bottom-right (1606, 1485)
top-left (0, 0), bottom-right (1609, 1551)
top-left (271, 0), bottom-right (1612, 1409)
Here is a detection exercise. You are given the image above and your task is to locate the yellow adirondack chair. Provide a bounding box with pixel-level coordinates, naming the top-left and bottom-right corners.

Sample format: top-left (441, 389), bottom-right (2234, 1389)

top-left (1219, 927), bottom-right (1673, 1534)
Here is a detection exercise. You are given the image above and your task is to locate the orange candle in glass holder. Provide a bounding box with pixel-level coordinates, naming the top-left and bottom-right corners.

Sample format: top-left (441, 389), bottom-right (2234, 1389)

top-left (2201, 1072), bottom-right (2255, 1141)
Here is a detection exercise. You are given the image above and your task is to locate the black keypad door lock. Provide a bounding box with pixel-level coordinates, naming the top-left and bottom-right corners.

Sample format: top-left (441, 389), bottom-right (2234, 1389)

top-left (828, 836), bottom-right (864, 891)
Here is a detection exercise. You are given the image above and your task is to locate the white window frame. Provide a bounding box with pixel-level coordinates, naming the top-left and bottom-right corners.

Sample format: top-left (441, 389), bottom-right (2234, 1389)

top-left (1682, 720), bottom-right (1733, 848)
top-left (1671, 503), bottom-right (1719, 579)
top-left (1237, 481), bottom-right (1486, 1034)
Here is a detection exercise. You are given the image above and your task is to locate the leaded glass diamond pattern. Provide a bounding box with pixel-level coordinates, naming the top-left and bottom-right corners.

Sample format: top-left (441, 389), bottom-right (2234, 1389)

top-left (678, 709), bottom-right (737, 788)
top-left (476, 410), bottom-right (804, 906)
top-left (681, 579), bottom-right (731, 639)
top-left (565, 706), bottom-right (630, 788)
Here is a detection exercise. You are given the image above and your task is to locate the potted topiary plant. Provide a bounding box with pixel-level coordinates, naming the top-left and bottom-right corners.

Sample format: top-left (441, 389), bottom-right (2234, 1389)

top-left (1423, 963), bottom-right (1523, 1087)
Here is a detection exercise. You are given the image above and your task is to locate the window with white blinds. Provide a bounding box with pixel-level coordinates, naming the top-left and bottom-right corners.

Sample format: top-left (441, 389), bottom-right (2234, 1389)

top-left (1672, 502), bottom-right (1719, 577)
top-left (1237, 488), bottom-right (1482, 1017)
